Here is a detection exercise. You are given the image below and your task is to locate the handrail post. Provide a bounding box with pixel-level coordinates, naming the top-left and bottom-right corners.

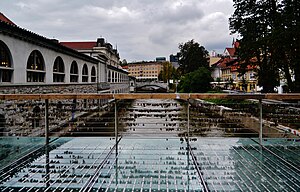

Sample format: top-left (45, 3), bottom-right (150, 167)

top-left (187, 98), bottom-right (190, 192)
top-left (114, 99), bottom-right (118, 185)
top-left (259, 99), bottom-right (263, 145)
top-left (45, 99), bottom-right (49, 145)
top-left (187, 99), bottom-right (190, 144)
top-left (114, 99), bottom-right (118, 153)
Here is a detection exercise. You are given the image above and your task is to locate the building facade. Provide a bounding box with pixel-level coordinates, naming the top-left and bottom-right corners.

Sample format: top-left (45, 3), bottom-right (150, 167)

top-left (127, 61), bottom-right (163, 81)
top-left (0, 19), bottom-right (99, 88)
top-left (0, 13), bottom-right (130, 137)
top-left (61, 38), bottom-right (129, 93)
top-left (210, 41), bottom-right (258, 92)
top-left (169, 54), bottom-right (179, 69)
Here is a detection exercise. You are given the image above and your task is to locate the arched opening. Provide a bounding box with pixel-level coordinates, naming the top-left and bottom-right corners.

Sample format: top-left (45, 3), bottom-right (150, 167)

top-left (53, 56), bottom-right (65, 82)
top-left (0, 41), bottom-right (13, 83)
top-left (27, 50), bottom-right (45, 82)
top-left (82, 64), bottom-right (88, 82)
top-left (70, 61), bottom-right (78, 82)
top-left (112, 71), bottom-right (114, 83)
top-left (91, 66), bottom-right (96, 82)
top-left (32, 106), bottom-right (41, 128)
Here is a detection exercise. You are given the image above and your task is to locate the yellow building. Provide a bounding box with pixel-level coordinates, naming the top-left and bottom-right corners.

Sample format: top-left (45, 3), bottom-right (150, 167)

top-left (127, 62), bottom-right (163, 81)
top-left (212, 41), bottom-right (258, 92)
top-left (230, 62), bottom-right (257, 92)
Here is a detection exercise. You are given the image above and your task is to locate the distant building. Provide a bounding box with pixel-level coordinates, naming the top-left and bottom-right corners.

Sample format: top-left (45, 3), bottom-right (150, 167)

top-left (61, 38), bottom-right (120, 68)
top-left (209, 50), bottom-right (221, 67)
top-left (169, 54), bottom-right (179, 68)
top-left (210, 41), bottom-right (257, 92)
top-left (127, 61), bottom-right (163, 81)
top-left (61, 38), bottom-right (129, 93)
top-left (223, 41), bottom-right (239, 58)
top-left (156, 57), bottom-right (166, 62)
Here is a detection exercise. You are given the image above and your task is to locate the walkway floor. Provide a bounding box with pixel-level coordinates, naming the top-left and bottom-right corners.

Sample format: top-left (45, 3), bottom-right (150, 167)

top-left (0, 137), bottom-right (299, 191)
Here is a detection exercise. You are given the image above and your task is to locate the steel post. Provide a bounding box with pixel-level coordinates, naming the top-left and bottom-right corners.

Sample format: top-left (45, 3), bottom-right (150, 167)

top-left (259, 99), bottom-right (263, 145)
top-left (115, 100), bottom-right (118, 153)
top-left (187, 99), bottom-right (190, 142)
top-left (45, 99), bottom-right (49, 145)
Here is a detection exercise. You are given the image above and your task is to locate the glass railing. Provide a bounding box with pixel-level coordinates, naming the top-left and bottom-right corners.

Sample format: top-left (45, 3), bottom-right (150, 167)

top-left (0, 93), bottom-right (299, 191)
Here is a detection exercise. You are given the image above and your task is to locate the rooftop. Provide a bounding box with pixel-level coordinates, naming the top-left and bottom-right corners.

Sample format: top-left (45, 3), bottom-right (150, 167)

top-left (0, 12), bottom-right (16, 26)
top-left (60, 42), bottom-right (97, 50)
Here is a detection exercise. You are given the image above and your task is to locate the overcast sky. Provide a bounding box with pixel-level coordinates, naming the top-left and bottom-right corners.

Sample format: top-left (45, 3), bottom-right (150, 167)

top-left (1, 0), bottom-right (235, 62)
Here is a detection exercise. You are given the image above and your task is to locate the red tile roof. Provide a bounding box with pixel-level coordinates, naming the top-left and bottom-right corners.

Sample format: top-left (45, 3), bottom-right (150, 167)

top-left (225, 48), bottom-right (236, 57)
top-left (60, 42), bottom-right (97, 50)
top-left (217, 58), bottom-right (236, 69)
top-left (0, 12), bottom-right (16, 26)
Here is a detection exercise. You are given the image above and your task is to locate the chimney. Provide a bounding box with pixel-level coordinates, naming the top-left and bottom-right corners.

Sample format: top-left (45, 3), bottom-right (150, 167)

top-left (97, 38), bottom-right (105, 47)
top-left (50, 39), bottom-right (59, 44)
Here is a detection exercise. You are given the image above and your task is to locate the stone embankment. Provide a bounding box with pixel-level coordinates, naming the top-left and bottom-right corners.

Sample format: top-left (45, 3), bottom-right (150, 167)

top-left (191, 99), bottom-right (299, 138)
top-left (0, 84), bottom-right (108, 136)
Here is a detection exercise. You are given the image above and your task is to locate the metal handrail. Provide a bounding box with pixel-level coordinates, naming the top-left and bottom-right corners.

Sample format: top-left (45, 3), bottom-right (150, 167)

top-left (0, 93), bottom-right (299, 100)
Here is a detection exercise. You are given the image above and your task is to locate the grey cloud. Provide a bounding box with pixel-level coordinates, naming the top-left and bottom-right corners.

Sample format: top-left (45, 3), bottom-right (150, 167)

top-left (151, 3), bottom-right (204, 25)
top-left (0, 0), bottom-right (235, 62)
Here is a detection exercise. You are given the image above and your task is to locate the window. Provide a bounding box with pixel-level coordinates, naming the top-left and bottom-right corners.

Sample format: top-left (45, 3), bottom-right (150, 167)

top-left (82, 64), bottom-right (88, 82)
top-left (91, 66), bottom-right (96, 82)
top-left (0, 41), bottom-right (13, 83)
top-left (232, 74), bottom-right (236, 80)
top-left (53, 56), bottom-right (65, 82)
top-left (70, 61), bottom-right (78, 82)
top-left (108, 70), bottom-right (111, 82)
top-left (27, 50), bottom-right (45, 82)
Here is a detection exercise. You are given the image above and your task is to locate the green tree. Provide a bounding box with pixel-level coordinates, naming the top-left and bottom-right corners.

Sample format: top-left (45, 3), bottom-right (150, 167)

top-left (178, 40), bottom-right (209, 75)
top-left (281, 0), bottom-right (300, 92)
top-left (230, 0), bottom-right (281, 93)
top-left (178, 67), bottom-right (213, 93)
top-left (230, 0), bottom-right (300, 92)
top-left (158, 62), bottom-right (175, 83)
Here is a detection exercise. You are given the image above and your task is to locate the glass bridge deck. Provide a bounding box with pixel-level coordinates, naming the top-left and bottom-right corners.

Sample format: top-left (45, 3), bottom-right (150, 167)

top-left (0, 137), bottom-right (299, 191)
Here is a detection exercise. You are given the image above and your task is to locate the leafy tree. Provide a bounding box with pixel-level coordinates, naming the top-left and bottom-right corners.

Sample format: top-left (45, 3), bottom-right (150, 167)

top-left (229, 0), bottom-right (281, 93)
top-left (229, 0), bottom-right (300, 92)
top-left (281, 0), bottom-right (300, 92)
top-left (158, 62), bottom-right (175, 83)
top-left (178, 67), bottom-right (213, 93)
top-left (178, 40), bottom-right (209, 75)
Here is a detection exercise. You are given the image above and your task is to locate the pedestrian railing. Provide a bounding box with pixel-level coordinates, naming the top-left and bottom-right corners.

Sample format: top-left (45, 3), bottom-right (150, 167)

top-left (0, 93), bottom-right (299, 143)
top-left (0, 93), bottom-right (300, 192)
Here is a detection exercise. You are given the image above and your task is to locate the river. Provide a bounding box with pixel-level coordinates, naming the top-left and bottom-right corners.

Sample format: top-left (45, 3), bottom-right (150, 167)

top-left (118, 99), bottom-right (257, 138)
